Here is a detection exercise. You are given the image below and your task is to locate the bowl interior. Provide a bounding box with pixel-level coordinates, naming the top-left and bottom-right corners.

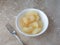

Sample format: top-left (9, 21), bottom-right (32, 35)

top-left (16, 9), bottom-right (49, 37)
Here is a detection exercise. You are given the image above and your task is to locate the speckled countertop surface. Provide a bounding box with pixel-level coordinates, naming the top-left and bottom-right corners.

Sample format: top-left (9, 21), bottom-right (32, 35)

top-left (0, 0), bottom-right (60, 45)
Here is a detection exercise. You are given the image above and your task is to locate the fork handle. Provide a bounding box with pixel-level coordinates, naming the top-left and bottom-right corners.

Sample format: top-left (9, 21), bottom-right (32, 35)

top-left (13, 34), bottom-right (23, 45)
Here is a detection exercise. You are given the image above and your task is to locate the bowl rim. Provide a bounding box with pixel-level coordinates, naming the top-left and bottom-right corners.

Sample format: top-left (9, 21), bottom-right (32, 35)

top-left (16, 8), bottom-right (49, 37)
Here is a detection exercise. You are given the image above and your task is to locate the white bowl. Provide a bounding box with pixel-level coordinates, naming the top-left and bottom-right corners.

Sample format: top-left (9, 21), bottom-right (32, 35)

top-left (16, 8), bottom-right (49, 37)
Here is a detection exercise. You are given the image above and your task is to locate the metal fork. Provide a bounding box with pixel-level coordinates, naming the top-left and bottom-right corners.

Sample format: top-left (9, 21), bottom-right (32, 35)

top-left (6, 23), bottom-right (23, 45)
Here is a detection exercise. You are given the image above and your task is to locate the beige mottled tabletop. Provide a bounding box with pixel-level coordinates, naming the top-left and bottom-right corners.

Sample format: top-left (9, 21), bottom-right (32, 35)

top-left (0, 0), bottom-right (60, 45)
